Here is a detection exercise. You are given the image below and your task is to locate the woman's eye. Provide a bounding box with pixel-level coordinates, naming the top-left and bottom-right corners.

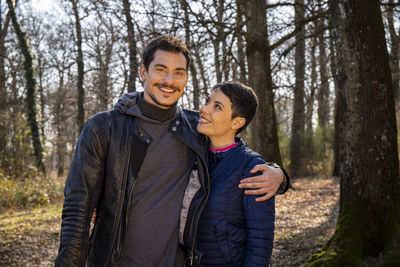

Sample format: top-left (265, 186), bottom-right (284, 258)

top-left (215, 104), bottom-right (221, 110)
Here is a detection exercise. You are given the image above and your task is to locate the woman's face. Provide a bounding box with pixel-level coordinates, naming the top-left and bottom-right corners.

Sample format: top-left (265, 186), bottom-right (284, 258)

top-left (197, 88), bottom-right (237, 139)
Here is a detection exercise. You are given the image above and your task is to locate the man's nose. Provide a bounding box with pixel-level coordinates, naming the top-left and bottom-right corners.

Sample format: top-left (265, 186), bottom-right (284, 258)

top-left (163, 71), bottom-right (174, 84)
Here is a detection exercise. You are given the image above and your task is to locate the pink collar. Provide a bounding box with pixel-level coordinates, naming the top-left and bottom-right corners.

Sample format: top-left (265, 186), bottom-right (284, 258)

top-left (209, 142), bottom-right (238, 153)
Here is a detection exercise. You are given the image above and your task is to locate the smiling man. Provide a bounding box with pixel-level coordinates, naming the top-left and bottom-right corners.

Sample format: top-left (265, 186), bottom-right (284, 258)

top-left (55, 35), bottom-right (289, 267)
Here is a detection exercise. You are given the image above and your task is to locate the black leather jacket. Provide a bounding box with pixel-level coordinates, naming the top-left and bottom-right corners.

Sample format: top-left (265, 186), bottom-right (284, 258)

top-left (55, 108), bottom-right (210, 266)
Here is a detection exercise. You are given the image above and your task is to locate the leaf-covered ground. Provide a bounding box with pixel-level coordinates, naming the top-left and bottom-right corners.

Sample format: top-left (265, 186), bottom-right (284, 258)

top-left (0, 177), bottom-right (339, 266)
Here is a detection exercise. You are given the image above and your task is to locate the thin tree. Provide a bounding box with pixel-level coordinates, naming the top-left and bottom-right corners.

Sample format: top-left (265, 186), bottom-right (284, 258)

top-left (7, 0), bottom-right (45, 174)
top-left (290, 0), bottom-right (306, 177)
top-left (308, 1), bottom-right (400, 265)
top-left (122, 0), bottom-right (138, 92)
top-left (0, 4), bottom-right (11, 171)
top-left (70, 0), bottom-right (85, 134)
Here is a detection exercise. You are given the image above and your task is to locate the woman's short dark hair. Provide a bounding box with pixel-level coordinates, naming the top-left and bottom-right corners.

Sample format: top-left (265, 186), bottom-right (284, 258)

top-left (142, 35), bottom-right (191, 70)
top-left (211, 81), bottom-right (258, 134)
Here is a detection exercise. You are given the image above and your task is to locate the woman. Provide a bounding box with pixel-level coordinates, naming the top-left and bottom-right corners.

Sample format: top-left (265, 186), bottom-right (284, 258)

top-left (194, 81), bottom-right (275, 266)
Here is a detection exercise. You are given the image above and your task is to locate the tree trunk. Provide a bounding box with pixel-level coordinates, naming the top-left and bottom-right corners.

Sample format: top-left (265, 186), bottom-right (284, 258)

top-left (304, 35), bottom-right (317, 173)
top-left (0, 7), bottom-right (11, 171)
top-left (195, 50), bottom-right (208, 98)
top-left (308, 1), bottom-right (400, 265)
top-left (181, 0), bottom-right (200, 110)
top-left (317, 17), bottom-right (330, 128)
top-left (71, 0), bottom-right (85, 134)
top-left (235, 0), bottom-right (247, 85)
top-left (7, 0), bottom-right (46, 175)
top-left (122, 0), bottom-right (138, 92)
top-left (290, 0), bottom-right (306, 177)
top-left (330, 15), bottom-right (343, 177)
top-left (387, 0), bottom-right (400, 101)
top-left (244, 0), bottom-right (282, 166)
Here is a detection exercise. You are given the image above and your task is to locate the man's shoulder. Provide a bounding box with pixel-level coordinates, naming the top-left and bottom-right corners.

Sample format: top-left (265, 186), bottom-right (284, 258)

top-left (182, 109), bottom-right (199, 119)
top-left (181, 109), bottom-right (199, 127)
top-left (85, 109), bottom-right (125, 134)
top-left (87, 109), bottom-right (122, 124)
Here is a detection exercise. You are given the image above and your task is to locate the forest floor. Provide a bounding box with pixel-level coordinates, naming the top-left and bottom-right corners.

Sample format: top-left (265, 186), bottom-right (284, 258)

top-left (0, 177), bottom-right (340, 267)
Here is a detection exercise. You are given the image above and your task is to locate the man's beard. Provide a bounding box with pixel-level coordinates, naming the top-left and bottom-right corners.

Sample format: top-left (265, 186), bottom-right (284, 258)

top-left (148, 91), bottom-right (178, 109)
top-left (149, 83), bottom-right (180, 109)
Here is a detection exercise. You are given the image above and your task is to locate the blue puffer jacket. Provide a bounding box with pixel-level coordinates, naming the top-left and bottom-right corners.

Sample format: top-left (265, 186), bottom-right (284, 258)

top-left (195, 139), bottom-right (275, 267)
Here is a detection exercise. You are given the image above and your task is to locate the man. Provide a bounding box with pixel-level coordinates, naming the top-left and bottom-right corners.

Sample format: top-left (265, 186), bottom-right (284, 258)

top-left (55, 35), bottom-right (289, 267)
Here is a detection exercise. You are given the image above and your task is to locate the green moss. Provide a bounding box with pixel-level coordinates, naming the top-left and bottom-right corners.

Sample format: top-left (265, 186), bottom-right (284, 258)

top-left (383, 199), bottom-right (400, 266)
top-left (306, 201), bottom-right (365, 266)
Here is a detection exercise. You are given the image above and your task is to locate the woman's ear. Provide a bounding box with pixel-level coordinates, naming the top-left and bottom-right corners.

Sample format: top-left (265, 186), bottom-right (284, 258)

top-left (232, 117), bottom-right (246, 130)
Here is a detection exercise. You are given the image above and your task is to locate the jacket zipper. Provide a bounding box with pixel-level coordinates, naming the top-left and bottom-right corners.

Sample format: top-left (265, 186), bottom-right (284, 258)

top-left (105, 134), bottom-right (132, 266)
top-left (173, 133), bottom-right (210, 265)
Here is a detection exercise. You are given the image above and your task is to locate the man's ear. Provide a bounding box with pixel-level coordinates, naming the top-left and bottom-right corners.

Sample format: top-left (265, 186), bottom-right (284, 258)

top-left (232, 117), bottom-right (246, 130)
top-left (139, 65), bottom-right (147, 81)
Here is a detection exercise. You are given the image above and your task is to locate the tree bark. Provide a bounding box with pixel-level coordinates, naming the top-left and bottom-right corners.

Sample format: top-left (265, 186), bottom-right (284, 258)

top-left (317, 16), bottom-right (330, 128)
top-left (290, 0), bottom-right (306, 177)
top-left (235, 0), bottom-right (247, 85)
top-left (244, 0), bottom-right (283, 166)
top-left (0, 6), bottom-right (11, 171)
top-left (71, 0), bottom-right (85, 134)
top-left (308, 1), bottom-right (400, 265)
top-left (387, 0), bottom-right (399, 101)
top-left (181, 0), bottom-right (200, 110)
top-left (330, 14), bottom-right (343, 177)
top-left (7, 0), bottom-right (46, 175)
top-left (122, 0), bottom-right (138, 92)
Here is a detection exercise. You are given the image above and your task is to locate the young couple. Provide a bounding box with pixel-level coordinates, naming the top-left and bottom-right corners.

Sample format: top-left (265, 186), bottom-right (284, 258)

top-left (56, 35), bottom-right (289, 267)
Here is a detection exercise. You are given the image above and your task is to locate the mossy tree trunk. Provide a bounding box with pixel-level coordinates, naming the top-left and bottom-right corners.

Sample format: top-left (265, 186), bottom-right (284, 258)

top-left (290, 0), bottom-right (306, 177)
top-left (0, 7), bottom-right (11, 171)
top-left (122, 0), bottom-right (138, 93)
top-left (308, 1), bottom-right (400, 265)
top-left (70, 0), bottom-right (85, 134)
top-left (243, 0), bottom-right (283, 166)
top-left (7, 0), bottom-right (45, 175)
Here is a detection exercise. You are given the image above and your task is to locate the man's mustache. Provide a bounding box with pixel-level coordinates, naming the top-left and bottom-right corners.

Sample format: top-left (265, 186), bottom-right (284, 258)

top-left (153, 83), bottom-right (180, 92)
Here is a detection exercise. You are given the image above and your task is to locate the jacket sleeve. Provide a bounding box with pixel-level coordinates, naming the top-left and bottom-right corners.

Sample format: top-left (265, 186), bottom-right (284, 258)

top-left (243, 157), bottom-right (275, 267)
top-left (55, 118), bottom-right (107, 267)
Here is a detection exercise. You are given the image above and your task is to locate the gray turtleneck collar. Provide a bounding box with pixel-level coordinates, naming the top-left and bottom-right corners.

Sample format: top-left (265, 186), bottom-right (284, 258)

top-left (137, 93), bottom-right (177, 122)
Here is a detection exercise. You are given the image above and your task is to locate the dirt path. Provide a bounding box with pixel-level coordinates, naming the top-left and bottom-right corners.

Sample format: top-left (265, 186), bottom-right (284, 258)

top-left (0, 177), bottom-right (339, 266)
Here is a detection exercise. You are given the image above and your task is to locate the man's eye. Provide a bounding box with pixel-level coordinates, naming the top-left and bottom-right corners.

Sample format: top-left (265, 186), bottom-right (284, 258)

top-left (175, 71), bottom-right (184, 76)
top-left (156, 68), bottom-right (166, 72)
top-left (215, 104), bottom-right (221, 110)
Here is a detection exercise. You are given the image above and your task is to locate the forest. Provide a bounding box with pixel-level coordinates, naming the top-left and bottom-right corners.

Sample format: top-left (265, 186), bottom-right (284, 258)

top-left (1, 0), bottom-right (400, 266)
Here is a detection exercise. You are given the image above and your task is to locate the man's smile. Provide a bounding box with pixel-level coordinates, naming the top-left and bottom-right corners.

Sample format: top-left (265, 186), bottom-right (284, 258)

top-left (154, 83), bottom-right (180, 95)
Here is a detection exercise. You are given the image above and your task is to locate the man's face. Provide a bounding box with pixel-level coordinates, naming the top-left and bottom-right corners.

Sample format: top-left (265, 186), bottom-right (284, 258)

top-left (140, 50), bottom-right (189, 109)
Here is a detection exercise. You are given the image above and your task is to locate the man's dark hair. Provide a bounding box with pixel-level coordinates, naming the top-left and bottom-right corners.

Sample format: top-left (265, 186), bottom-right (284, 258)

top-left (142, 34), bottom-right (191, 70)
top-left (211, 81), bottom-right (258, 134)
